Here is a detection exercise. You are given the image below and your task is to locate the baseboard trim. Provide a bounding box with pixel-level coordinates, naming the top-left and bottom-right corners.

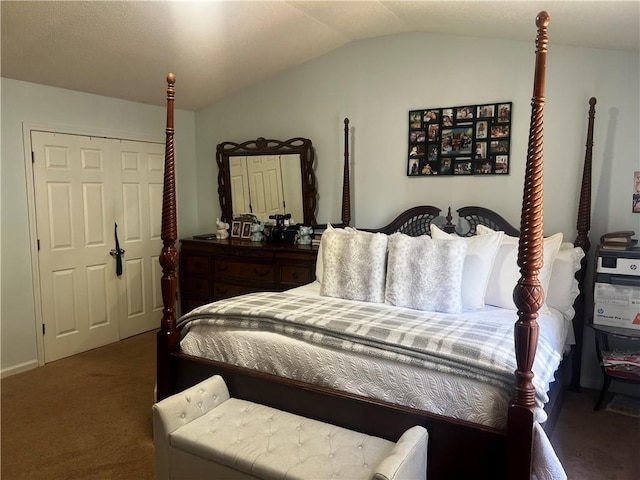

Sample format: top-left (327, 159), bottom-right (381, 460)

top-left (1, 359), bottom-right (38, 378)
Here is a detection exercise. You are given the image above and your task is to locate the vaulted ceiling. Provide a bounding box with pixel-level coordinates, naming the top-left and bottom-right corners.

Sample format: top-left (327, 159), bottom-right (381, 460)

top-left (2, 1), bottom-right (638, 111)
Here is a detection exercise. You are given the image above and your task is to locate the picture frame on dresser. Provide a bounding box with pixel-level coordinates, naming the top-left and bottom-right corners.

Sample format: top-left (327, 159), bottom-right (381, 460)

top-left (241, 222), bottom-right (252, 239)
top-left (231, 221), bottom-right (241, 238)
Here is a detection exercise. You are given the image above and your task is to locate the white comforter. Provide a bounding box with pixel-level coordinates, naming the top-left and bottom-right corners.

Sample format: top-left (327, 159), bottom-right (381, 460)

top-left (180, 281), bottom-right (570, 479)
top-left (180, 281), bottom-right (573, 427)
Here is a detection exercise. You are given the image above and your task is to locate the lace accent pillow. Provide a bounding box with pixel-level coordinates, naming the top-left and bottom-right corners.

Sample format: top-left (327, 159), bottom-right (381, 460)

top-left (430, 224), bottom-right (502, 310)
top-left (385, 233), bottom-right (467, 313)
top-left (477, 225), bottom-right (563, 311)
top-left (546, 243), bottom-right (585, 320)
top-left (320, 229), bottom-right (388, 303)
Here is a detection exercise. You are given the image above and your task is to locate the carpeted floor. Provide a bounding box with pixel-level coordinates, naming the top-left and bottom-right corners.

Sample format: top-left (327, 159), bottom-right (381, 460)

top-left (1, 330), bottom-right (639, 479)
top-left (605, 394), bottom-right (640, 418)
top-left (1, 331), bottom-right (156, 480)
top-left (551, 389), bottom-right (640, 480)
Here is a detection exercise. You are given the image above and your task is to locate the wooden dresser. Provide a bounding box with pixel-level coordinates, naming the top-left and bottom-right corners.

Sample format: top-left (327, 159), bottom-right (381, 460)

top-left (178, 237), bottom-right (318, 314)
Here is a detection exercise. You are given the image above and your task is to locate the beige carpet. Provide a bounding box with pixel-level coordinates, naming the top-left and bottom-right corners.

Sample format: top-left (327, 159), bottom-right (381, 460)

top-left (605, 394), bottom-right (640, 418)
top-left (551, 389), bottom-right (640, 480)
top-left (1, 331), bottom-right (156, 480)
top-left (2, 330), bottom-right (639, 479)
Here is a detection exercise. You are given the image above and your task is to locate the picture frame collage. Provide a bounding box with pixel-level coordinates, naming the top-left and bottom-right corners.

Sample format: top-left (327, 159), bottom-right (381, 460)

top-left (407, 102), bottom-right (512, 176)
top-left (230, 214), bottom-right (258, 239)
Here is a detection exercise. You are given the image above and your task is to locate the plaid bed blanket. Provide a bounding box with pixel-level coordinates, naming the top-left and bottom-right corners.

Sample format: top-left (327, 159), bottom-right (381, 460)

top-left (178, 291), bottom-right (562, 406)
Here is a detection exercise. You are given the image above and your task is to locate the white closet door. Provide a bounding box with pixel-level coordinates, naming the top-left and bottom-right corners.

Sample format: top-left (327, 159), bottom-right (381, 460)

top-left (247, 155), bottom-right (285, 223)
top-left (229, 156), bottom-right (251, 216)
top-left (280, 155), bottom-right (303, 224)
top-left (33, 132), bottom-right (120, 362)
top-left (113, 140), bottom-right (165, 339)
top-left (32, 132), bottom-right (164, 362)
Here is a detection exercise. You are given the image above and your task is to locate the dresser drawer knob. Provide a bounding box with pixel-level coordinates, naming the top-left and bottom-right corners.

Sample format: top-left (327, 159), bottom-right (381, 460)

top-left (254, 267), bottom-right (270, 277)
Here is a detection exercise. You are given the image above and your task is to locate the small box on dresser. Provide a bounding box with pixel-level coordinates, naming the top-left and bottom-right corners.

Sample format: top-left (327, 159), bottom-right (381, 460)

top-left (179, 237), bottom-right (318, 314)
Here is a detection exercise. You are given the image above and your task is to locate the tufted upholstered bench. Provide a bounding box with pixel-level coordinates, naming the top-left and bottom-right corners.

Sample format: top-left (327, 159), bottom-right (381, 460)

top-left (153, 375), bottom-right (428, 480)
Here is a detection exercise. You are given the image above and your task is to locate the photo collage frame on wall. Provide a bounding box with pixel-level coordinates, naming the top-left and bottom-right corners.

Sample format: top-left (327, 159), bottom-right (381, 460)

top-left (407, 102), bottom-right (512, 176)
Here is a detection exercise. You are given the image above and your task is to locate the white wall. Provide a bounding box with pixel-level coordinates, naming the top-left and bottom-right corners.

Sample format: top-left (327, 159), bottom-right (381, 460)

top-left (194, 32), bottom-right (640, 390)
top-left (0, 78), bottom-right (198, 375)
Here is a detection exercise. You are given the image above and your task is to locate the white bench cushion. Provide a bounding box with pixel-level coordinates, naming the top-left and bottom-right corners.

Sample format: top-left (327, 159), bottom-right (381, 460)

top-left (170, 398), bottom-right (393, 479)
top-left (154, 376), bottom-right (428, 480)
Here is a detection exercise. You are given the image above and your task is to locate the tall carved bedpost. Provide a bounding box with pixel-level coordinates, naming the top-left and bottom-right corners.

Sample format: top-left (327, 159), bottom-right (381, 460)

top-left (570, 97), bottom-right (596, 391)
top-left (342, 118), bottom-right (351, 226)
top-left (157, 73), bottom-right (180, 401)
top-left (507, 11), bottom-right (549, 479)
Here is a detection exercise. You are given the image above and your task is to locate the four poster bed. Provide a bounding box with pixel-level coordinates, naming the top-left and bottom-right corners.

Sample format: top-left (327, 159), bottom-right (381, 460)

top-left (157, 12), bottom-right (595, 479)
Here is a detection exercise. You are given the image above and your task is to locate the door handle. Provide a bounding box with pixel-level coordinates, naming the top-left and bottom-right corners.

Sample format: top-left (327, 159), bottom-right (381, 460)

top-left (113, 223), bottom-right (125, 276)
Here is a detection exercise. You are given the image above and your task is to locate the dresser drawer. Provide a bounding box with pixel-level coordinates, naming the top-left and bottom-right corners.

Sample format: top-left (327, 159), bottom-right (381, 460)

top-left (182, 277), bottom-right (211, 297)
top-left (214, 260), bottom-right (275, 283)
top-left (179, 238), bottom-right (318, 314)
top-left (183, 255), bottom-right (211, 274)
top-left (280, 264), bottom-right (313, 285)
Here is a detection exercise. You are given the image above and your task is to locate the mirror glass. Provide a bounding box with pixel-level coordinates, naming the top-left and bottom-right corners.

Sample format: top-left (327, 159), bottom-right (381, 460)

top-left (229, 154), bottom-right (303, 223)
top-left (216, 138), bottom-right (317, 225)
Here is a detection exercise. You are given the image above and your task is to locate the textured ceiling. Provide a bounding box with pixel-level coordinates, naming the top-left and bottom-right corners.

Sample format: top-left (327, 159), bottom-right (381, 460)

top-left (2, 1), bottom-right (638, 111)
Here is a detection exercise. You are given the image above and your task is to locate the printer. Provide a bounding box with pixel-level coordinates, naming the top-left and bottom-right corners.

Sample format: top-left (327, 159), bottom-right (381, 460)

top-left (594, 247), bottom-right (640, 330)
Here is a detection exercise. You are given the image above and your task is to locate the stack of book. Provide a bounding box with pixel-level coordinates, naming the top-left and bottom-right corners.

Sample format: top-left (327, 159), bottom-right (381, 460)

top-left (602, 350), bottom-right (640, 378)
top-left (600, 230), bottom-right (637, 250)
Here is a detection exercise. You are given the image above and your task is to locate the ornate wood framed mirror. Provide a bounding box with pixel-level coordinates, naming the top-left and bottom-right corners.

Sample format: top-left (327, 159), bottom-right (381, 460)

top-left (216, 137), bottom-right (318, 225)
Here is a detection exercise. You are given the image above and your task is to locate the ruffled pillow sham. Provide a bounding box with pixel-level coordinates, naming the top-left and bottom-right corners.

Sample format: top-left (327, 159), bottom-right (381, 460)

top-left (546, 243), bottom-right (585, 320)
top-left (476, 224), bottom-right (563, 311)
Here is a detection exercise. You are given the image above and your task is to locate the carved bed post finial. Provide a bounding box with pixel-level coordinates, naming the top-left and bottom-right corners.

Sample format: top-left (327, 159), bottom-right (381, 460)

top-left (157, 72), bottom-right (180, 401)
top-left (342, 118), bottom-right (351, 226)
top-left (576, 97), bottom-right (595, 255)
top-left (443, 207), bottom-right (455, 234)
top-left (569, 97), bottom-right (596, 391)
top-left (507, 11), bottom-right (549, 479)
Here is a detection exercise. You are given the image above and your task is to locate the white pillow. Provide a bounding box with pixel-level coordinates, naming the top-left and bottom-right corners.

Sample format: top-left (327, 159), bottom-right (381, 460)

top-left (476, 224), bottom-right (563, 311)
top-left (385, 233), bottom-right (467, 313)
top-left (546, 243), bottom-right (585, 320)
top-left (430, 224), bottom-right (502, 310)
top-left (320, 228), bottom-right (388, 303)
top-left (315, 224), bottom-right (356, 284)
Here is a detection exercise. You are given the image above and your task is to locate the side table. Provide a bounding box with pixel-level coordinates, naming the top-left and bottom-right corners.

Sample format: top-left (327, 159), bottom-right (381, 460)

top-left (589, 321), bottom-right (640, 410)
